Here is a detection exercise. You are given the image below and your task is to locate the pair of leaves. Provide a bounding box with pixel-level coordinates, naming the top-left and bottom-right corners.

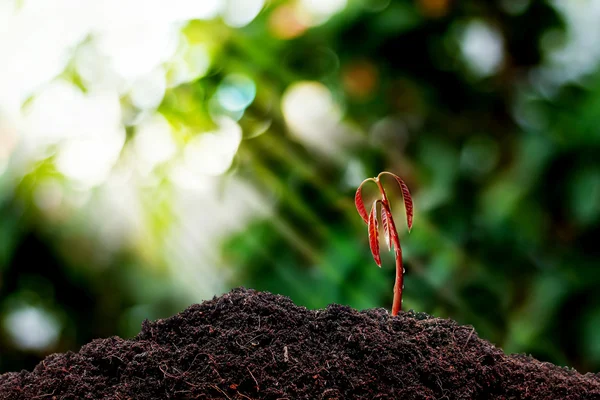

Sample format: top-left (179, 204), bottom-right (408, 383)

top-left (355, 172), bottom-right (414, 268)
top-left (355, 173), bottom-right (413, 230)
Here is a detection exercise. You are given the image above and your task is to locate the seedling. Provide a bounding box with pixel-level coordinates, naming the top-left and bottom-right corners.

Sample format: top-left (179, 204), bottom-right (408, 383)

top-left (355, 171), bottom-right (413, 316)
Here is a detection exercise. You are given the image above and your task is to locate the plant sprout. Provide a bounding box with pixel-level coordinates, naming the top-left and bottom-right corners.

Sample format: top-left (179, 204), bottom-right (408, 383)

top-left (355, 171), bottom-right (414, 316)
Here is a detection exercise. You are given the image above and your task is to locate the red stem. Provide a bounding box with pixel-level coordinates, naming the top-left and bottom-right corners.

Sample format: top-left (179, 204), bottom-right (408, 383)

top-left (375, 179), bottom-right (388, 204)
top-left (376, 177), bottom-right (404, 315)
top-left (391, 247), bottom-right (403, 316)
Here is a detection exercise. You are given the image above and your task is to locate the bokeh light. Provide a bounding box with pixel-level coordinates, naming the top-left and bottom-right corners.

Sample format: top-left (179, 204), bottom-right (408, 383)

top-left (282, 81), bottom-right (342, 145)
top-left (222, 0), bottom-right (265, 28)
top-left (459, 20), bottom-right (504, 78)
top-left (183, 117), bottom-right (242, 176)
top-left (3, 306), bottom-right (61, 351)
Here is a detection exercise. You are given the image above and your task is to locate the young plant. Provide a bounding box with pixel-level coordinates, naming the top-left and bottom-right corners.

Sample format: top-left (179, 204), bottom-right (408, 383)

top-left (355, 171), bottom-right (414, 316)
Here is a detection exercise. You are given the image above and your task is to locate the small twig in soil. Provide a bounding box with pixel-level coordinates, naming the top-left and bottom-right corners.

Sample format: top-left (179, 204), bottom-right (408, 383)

top-left (247, 367), bottom-right (260, 391)
top-left (236, 392), bottom-right (254, 400)
top-left (462, 327), bottom-right (475, 350)
top-left (31, 393), bottom-right (56, 399)
top-left (211, 384), bottom-right (232, 400)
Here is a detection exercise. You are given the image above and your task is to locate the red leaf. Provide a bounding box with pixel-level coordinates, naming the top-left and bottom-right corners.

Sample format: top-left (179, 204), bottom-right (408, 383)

top-left (368, 200), bottom-right (381, 267)
top-left (391, 175), bottom-right (414, 232)
top-left (355, 185), bottom-right (368, 224)
top-left (380, 203), bottom-right (392, 251)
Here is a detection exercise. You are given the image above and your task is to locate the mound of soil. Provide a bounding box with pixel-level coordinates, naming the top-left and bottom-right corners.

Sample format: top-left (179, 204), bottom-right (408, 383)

top-left (1, 288), bottom-right (599, 399)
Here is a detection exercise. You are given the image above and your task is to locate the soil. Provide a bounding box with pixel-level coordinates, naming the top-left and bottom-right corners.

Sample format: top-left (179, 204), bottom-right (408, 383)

top-left (1, 288), bottom-right (599, 399)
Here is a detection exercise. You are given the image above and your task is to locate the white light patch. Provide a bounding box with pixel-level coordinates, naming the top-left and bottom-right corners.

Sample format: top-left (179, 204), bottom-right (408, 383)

top-left (0, 112), bottom-right (18, 171)
top-left (129, 68), bottom-right (167, 110)
top-left (167, 0), bottom-right (223, 21)
top-left (74, 43), bottom-right (125, 93)
top-left (222, 0), bottom-right (265, 28)
top-left (281, 81), bottom-right (362, 161)
top-left (55, 138), bottom-right (123, 186)
top-left (301, 0), bottom-right (347, 18)
top-left (88, 170), bottom-right (145, 252)
top-left (282, 81), bottom-right (341, 142)
top-left (183, 118), bottom-right (242, 176)
top-left (134, 114), bottom-right (177, 168)
top-left (95, 22), bottom-right (179, 82)
top-left (0, 0), bottom-right (90, 112)
top-left (541, 1), bottom-right (600, 84)
top-left (460, 20), bottom-right (504, 78)
top-left (3, 306), bottom-right (61, 351)
top-left (22, 81), bottom-right (125, 186)
top-left (168, 43), bottom-right (212, 87)
top-left (170, 161), bottom-right (212, 192)
top-left (21, 81), bottom-right (88, 148)
top-left (299, 0), bottom-right (348, 25)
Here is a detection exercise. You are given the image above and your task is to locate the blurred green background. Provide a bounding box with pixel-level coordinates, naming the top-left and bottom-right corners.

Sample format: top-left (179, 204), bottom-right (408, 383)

top-left (1, 0), bottom-right (600, 375)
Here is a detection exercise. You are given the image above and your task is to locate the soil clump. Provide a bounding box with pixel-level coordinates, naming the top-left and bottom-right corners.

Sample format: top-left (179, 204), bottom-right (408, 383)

top-left (1, 288), bottom-right (599, 399)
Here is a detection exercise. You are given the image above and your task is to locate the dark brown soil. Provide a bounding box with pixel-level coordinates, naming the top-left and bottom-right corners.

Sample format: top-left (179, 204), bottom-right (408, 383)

top-left (1, 288), bottom-right (599, 399)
